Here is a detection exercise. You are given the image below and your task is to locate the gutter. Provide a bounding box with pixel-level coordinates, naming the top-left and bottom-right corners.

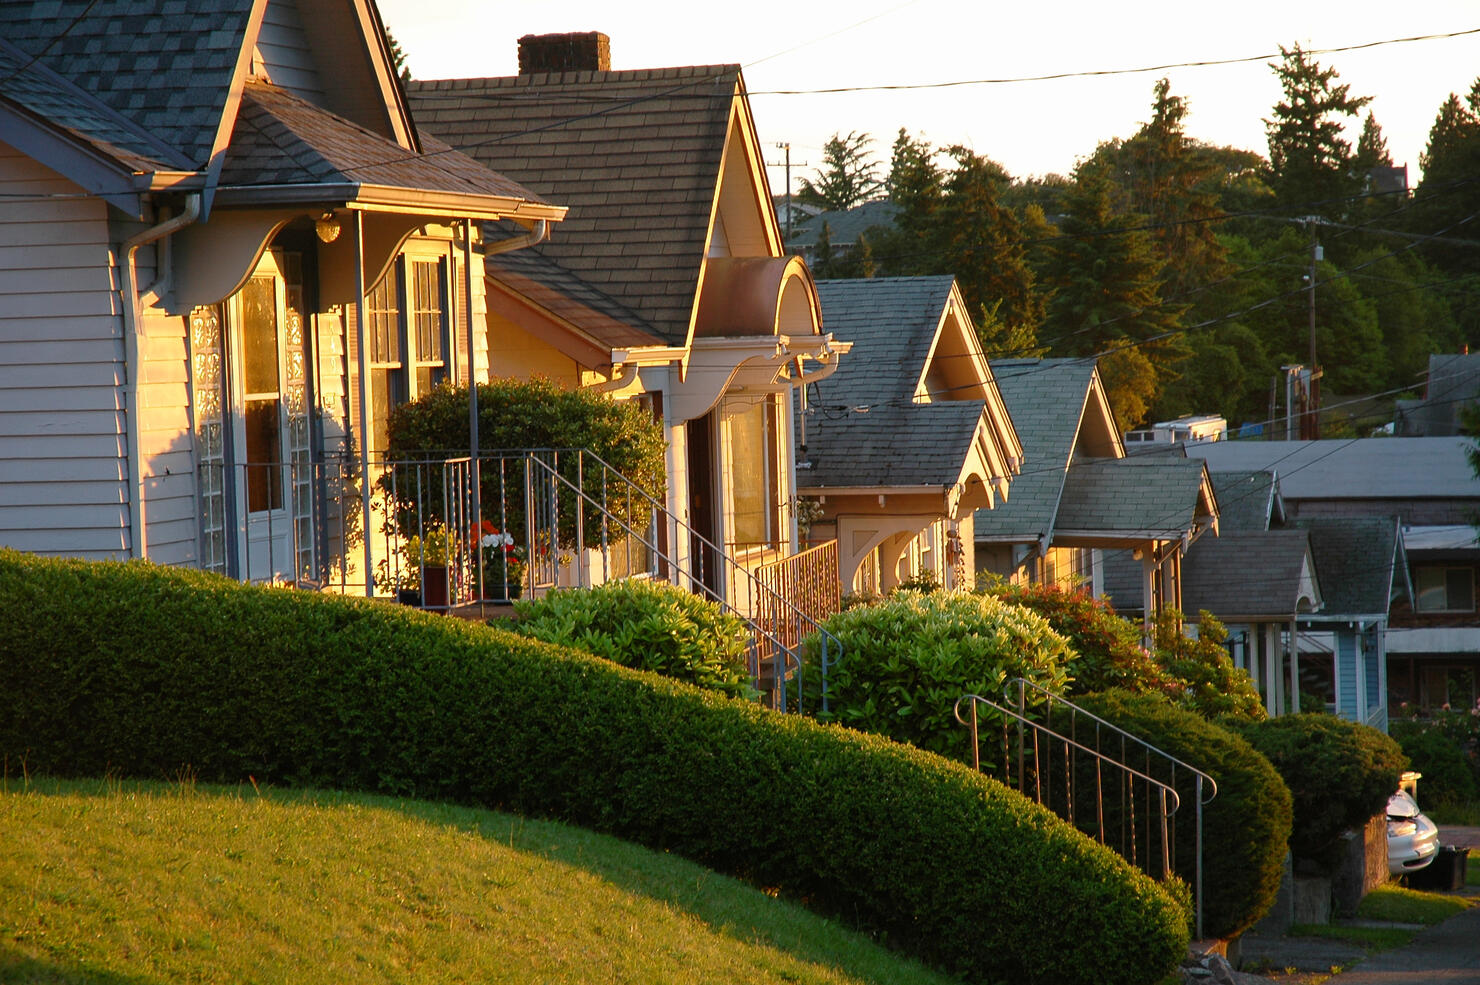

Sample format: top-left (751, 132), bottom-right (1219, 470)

top-left (119, 193), bottom-right (202, 560)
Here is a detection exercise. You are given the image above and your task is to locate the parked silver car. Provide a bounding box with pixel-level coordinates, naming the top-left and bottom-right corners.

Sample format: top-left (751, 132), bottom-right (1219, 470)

top-left (1387, 784), bottom-right (1440, 877)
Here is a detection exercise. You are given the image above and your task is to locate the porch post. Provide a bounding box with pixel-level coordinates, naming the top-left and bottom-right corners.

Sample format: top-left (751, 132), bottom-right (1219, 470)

top-left (465, 218), bottom-right (481, 533)
top-left (354, 212), bottom-right (374, 596)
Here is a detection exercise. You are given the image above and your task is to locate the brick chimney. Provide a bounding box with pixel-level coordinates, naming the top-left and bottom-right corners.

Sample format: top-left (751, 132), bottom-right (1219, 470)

top-left (518, 32), bottom-right (611, 74)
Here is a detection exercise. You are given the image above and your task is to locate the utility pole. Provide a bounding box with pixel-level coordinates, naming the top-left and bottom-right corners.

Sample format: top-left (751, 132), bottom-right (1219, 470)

top-left (765, 142), bottom-right (807, 241)
top-left (1302, 217), bottom-right (1323, 439)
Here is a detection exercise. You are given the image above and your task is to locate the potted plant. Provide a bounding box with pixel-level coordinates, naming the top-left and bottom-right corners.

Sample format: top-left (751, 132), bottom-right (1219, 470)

top-left (404, 525), bottom-right (456, 609)
top-left (473, 519), bottom-right (525, 601)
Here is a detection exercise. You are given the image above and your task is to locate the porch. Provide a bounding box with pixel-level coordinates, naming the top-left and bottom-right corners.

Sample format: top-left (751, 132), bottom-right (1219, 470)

top-left (202, 448), bottom-right (843, 709)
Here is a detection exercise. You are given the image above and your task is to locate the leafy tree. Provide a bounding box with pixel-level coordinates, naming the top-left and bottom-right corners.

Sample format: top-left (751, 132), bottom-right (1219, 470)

top-left (797, 131), bottom-right (882, 211)
top-left (383, 25), bottom-right (412, 83)
top-left (1037, 162), bottom-right (1186, 427)
top-left (1264, 44), bottom-right (1371, 218)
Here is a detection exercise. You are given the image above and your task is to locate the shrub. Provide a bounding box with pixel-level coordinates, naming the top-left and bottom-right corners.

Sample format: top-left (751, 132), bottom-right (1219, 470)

top-left (0, 550), bottom-right (1187, 985)
top-left (1152, 611), bottom-right (1265, 723)
top-left (1389, 722), bottom-right (1477, 807)
top-left (1069, 691), bottom-right (1293, 940)
top-left (509, 580), bottom-right (754, 699)
top-left (380, 378), bottom-right (667, 544)
top-left (1237, 714), bottom-right (1407, 868)
top-left (983, 581), bottom-right (1169, 695)
top-left (800, 590), bottom-right (1073, 762)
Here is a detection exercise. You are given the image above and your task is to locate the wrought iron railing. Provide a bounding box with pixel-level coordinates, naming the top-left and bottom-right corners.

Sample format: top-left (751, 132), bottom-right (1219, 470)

top-left (202, 449), bottom-right (843, 711)
top-left (955, 678), bottom-right (1217, 939)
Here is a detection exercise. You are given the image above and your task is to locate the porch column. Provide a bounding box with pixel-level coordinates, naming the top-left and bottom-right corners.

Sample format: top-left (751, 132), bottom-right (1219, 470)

top-left (465, 218), bottom-right (481, 535)
top-left (353, 212), bottom-right (374, 596)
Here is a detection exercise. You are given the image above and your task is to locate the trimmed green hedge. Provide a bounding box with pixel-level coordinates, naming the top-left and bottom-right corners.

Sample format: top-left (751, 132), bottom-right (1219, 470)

top-left (0, 551), bottom-right (1186, 985)
top-left (1239, 714), bottom-right (1408, 865)
top-left (509, 580), bottom-right (755, 699)
top-left (1069, 691), bottom-right (1292, 940)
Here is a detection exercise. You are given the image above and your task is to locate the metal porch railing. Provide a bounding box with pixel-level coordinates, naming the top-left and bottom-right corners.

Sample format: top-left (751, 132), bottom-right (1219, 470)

top-left (204, 449), bottom-right (843, 712)
top-left (954, 678), bottom-right (1217, 939)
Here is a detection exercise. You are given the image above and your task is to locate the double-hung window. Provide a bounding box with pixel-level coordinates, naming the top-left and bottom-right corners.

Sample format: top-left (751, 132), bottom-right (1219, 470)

top-left (1414, 565), bottom-right (1475, 613)
top-left (367, 253), bottom-right (452, 453)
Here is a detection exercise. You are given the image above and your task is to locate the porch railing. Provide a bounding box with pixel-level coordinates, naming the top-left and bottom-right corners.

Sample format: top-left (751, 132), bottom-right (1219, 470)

top-left (954, 678), bottom-right (1216, 939)
top-left (204, 449), bottom-right (843, 712)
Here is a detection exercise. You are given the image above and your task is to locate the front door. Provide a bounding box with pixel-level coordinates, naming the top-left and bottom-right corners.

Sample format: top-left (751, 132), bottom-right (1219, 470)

top-left (225, 250), bottom-right (313, 583)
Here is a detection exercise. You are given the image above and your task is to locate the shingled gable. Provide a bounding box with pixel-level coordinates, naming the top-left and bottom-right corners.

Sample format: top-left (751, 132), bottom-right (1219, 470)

top-left (972, 357), bottom-right (1120, 546)
top-left (407, 63), bottom-right (787, 351)
top-left (0, 0), bottom-right (558, 224)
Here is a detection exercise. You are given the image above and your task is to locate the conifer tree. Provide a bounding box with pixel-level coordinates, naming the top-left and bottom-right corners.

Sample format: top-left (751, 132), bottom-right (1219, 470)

top-left (1265, 45), bottom-right (1371, 218)
top-left (797, 132), bottom-right (882, 212)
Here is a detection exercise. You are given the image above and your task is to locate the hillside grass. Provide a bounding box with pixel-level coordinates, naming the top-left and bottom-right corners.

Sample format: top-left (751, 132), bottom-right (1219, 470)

top-left (0, 778), bottom-right (958, 985)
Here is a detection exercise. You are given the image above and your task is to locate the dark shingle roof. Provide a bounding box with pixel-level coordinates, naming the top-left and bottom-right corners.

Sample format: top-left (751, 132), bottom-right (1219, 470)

top-left (1208, 470), bottom-right (1279, 532)
top-left (485, 248), bottom-right (666, 349)
top-left (408, 68), bottom-right (741, 346)
top-left (0, 0), bottom-right (253, 168)
top-left (0, 38), bottom-right (185, 170)
top-left (1181, 530), bottom-right (1318, 619)
top-left (786, 199), bottom-right (899, 248)
top-left (800, 401), bottom-right (988, 489)
top-left (812, 277), bottom-right (956, 404)
top-left (1056, 459), bottom-right (1209, 537)
top-left (973, 358), bottom-right (1098, 542)
top-left (1188, 438), bottom-right (1478, 500)
top-left (1297, 516), bottom-right (1401, 617)
top-left (218, 81), bottom-right (554, 206)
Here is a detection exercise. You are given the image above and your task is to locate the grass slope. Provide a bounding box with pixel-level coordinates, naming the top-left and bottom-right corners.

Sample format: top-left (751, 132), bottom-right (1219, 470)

top-left (0, 779), bottom-right (957, 985)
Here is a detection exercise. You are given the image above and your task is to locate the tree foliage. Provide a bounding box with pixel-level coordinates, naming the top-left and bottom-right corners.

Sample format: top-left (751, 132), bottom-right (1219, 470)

top-left (797, 131), bottom-right (882, 212)
top-left (1265, 44), bottom-right (1371, 218)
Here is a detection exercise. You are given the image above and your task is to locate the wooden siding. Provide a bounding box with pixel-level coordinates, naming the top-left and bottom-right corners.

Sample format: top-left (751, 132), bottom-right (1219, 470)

top-left (136, 300), bottom-right (198, 567)
top-left (0, 141), bottom-right (132, 558)
top-left (257, 0), bottom-right (327, 104)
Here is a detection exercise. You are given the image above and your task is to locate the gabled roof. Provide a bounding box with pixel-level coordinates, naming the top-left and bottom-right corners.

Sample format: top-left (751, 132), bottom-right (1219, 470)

top-left (0, 0), bottom-right (254, 169)
top-left (1055, 458), bottom-right (1216, 540)
top-left (1181, 529), bottom-right (1322, 621)
top-left (786, 198), bottom-right (899, 248)
top-left (812, 276), bottom-right (959, 404)
top-left (1208, 470), bottom-right (1281, 532)
top-left (1187, 438), bottom-right (1478, 501)
top-left (973, 358), bottom-right (1109, 543)
top-left (1297, 516), bottom-right (1405, 619)
top-left (800, 401), bottom-right (992, 489)
top-left (408, 67), bottom-right (743, 346)
top-left (216, 80), bottom-right (558, 216)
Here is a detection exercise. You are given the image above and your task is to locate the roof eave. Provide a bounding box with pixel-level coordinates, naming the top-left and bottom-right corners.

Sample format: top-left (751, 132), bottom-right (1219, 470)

top-left (210, 180), bottom-right (567, 221)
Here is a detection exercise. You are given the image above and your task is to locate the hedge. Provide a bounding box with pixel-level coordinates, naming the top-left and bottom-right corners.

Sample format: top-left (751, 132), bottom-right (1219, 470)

top-left (1068, 691), bottom-right (1292, 940)
top-left (0, 551), bottom-right (1187, 985)
top-left (1237, 714), bottom-right (1407, 868)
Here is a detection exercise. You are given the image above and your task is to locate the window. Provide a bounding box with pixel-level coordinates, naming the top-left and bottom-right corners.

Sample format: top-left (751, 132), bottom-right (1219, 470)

top-left (1414, 565), bottom-right (1475, 613)
top-left (367, 254), bottom-right (453, 452)
top-left (727, 394), bottom-right (781, 550)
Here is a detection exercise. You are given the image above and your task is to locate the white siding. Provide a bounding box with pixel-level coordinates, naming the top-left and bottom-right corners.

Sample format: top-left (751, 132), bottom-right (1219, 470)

top-left (136, 300), bottom-right (198, 566)
top-left (0, 141), bottom-right (131, 558)
top-left (257, 0), bottom-right (326, 103)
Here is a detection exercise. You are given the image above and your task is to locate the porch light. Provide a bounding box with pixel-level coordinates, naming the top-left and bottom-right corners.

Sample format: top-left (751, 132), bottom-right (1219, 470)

top-left (315, 211), bottom-right (342, 243)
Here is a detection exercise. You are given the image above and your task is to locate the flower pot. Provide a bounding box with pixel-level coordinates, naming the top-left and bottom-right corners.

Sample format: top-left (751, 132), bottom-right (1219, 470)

top-left (421, 564), bottom-right (450, 609)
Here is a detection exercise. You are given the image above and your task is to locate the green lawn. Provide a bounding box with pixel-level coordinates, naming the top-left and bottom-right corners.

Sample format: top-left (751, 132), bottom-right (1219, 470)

top-left (1287, 923), bottom-right (1417, 950)
top-left (1356, 884), bottom-right (1471, 925)
top-left (0, 779), bottom-right (956, 985)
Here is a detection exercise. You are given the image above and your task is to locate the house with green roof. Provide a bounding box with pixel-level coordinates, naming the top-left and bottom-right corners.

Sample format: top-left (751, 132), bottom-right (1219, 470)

top-left (0, 0), bottom-right (566, 593)
top-left (795, 276), bottom-right (1021, 593)
top-left (974, 358), bottom-right (1218, 629)
top-left (407, 36), bottom-right (852, 605)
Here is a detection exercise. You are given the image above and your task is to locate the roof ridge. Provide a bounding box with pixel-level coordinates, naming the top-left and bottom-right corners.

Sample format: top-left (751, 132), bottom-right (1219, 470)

top-left (412, 64), bottom-right (740, 89)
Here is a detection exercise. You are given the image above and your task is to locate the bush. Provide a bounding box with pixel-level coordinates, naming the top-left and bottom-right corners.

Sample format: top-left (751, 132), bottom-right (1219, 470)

top-left (380, 378), bottom-right (667, 544)
top-left (1069, 691), bottom-right (1293, 940)
top-left (1151, 611), bottom-right (1265, 723)
top-left (0, 550), bottom-right (1187, 985)
top-left (1237, 714), bottom-right (1407, 868)
top-left (509, 580), bottom-right (754, 699)
top-left (1389, 722), bottom-right (1478, 807)
top-left (800, 590), bottom-right (1073, 762)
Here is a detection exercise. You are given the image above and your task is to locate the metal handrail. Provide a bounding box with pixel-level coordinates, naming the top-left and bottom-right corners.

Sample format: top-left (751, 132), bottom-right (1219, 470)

top-left (519, 450), bottom-right (838, 712)
top-left (958, 683), bottom-right (1215, 940)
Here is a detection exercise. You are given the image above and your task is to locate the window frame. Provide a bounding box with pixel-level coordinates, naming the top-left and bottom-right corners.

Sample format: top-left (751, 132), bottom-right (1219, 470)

top-left (366, 251), bottom-right (455, 454)
top-left (1413, 564), bottom-right (1476, 614)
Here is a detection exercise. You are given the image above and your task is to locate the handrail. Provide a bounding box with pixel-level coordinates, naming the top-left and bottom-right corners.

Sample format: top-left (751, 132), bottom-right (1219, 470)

top-left (519, 449), bottom-right (839, 712)
top-left (1005, 678), bottom-right (1218, 804)
top-left (953, 695), bottom-right (1182, 816)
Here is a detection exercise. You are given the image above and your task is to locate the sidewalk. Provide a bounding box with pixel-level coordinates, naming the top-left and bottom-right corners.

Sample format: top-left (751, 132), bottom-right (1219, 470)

top-left (1232, 827), bottom-right (1479, 985)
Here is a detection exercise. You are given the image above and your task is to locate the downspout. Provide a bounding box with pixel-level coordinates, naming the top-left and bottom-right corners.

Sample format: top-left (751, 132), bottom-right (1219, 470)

top-left (120, 193), bottom-right (202, 560)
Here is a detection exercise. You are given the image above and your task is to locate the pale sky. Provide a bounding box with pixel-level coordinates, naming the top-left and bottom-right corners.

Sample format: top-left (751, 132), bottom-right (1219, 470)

top-left (379, 0), bottom-right (1480, 196)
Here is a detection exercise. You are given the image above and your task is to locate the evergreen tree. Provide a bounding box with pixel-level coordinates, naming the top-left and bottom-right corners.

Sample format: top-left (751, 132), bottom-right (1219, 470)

top-left (383, 26), bottom-right (412, 83)
top-left (1265, 45), bottom-right (1371, 218)
top-left (1353, 112), bottom-right (1393, 171)
top-left (797, 131), bottom-right (882, 212)
top-left (1037, 163), bottom-right (1186, 427)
